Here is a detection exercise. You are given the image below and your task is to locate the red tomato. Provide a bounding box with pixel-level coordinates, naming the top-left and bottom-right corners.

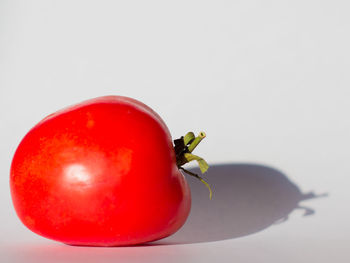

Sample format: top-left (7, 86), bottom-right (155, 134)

top-left (10, 96), bottom-right (193, 246)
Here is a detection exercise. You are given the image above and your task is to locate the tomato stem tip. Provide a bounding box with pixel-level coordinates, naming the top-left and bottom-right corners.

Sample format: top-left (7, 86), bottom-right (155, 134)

top-left (187, 132), bottom-right (206, 153)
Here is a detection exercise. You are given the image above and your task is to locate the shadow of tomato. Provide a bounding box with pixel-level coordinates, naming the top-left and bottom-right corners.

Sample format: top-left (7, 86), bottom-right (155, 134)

top-left (155, 163), bottom-right (326, 244)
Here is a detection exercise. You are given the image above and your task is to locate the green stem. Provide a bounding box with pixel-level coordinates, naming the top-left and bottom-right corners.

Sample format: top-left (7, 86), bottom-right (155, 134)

top-left (173, 131), bottom-right (211, 199)
top-left (183, 132), bottom-right (195, 146)
top-left (187, 132), bottom-right (206, 153)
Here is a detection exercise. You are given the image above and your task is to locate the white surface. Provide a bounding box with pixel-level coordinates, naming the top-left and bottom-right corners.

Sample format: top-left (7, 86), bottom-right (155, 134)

top-left (1, 0), bottom-right (349, 262)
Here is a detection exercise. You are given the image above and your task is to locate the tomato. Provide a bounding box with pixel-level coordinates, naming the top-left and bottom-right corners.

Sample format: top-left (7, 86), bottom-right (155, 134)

top-left (10, 96), bottom-right (209, 246)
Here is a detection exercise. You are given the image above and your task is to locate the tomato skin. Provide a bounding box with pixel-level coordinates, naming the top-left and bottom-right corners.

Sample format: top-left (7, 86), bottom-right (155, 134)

top-left (10, 96), bottom-right (191, 246)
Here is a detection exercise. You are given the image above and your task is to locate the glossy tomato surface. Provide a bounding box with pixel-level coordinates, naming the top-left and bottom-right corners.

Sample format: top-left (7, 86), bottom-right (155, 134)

top-left (10, 96), bottom-right (191, 246)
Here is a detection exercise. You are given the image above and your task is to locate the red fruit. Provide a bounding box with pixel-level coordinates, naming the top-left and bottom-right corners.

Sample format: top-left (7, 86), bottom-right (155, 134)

top-left (10, 96), bottom-right (209, 246)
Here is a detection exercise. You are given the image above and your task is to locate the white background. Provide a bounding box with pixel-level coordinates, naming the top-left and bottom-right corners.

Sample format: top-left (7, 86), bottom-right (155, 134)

top-left (1, 0), bottom-right (349, 262)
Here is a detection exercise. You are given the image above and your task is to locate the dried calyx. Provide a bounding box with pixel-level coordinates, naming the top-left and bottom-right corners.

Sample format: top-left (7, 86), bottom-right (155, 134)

top-left (174, 131), bottom-right (212, 199)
